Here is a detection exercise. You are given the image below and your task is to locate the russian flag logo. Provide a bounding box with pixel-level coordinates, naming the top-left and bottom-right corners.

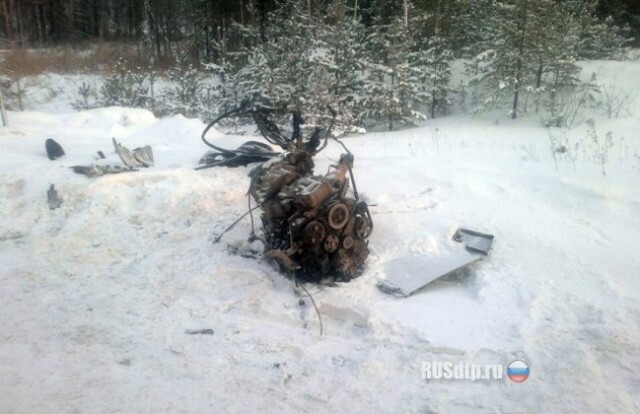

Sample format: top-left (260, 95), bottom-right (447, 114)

top-left (507, 360), bottom-right (530, 383)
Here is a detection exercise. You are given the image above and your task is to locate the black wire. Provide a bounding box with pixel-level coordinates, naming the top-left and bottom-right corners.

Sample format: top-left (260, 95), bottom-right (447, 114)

top-left (328, 134), bottom-right (359, 200)
top-left (331, 135), bottom-right (352, 156)
top-left (194, 155), bottom-right (240, 170)
top-left (201, 104), bottom-right (285, 163)
top-left (248, 192), bottom-right (256, 237)
top-left (294, 276), bottom-right (323, 337)
top-left (311, 106), bottom-right (337, 155)
top-left (347, 163), bottom-right (359, 201)
top-left (201, 106), bottom-right (247, 155)
top-left (201, 103), bottom-right (339, 166)
top-left (212, 203), bottom-right (263, 244)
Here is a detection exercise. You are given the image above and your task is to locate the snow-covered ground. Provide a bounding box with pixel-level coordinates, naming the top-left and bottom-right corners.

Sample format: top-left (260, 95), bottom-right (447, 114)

top-left (1, 62), bottom-right (640, 413)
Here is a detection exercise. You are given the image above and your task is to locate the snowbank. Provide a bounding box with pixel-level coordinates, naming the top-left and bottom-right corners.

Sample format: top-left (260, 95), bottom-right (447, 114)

top-left (0, 101), bottom-right (639, 412)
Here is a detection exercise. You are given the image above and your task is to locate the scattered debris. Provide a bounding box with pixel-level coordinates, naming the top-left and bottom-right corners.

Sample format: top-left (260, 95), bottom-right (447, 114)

top-left (452, 227), bottom-right (495, 255)
top-left (45, 138), bottom-right (65, 160)
top-left (113, 138), bottom-right (154, 168)
top-left (184, 329), bottom-right (214, 335)
top-left (72, 139), bottom-right (152, 177)
top-left (197, 141), bottom-right (276, 170)
top-left (378, 228), bottom-right (494, 297)
top-left (226, 243), bottom-right (262, 259)
top-left (71, 164), bottom-right (135, 177)
top-left (47, 184), bottom-right (63, 210)
top-left (377, 253), bottom-right (482, 297)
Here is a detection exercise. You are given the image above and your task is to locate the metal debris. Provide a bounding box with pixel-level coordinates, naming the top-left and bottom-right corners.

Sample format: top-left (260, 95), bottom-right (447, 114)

top-left (452, 227), bottom-right (495, 255)
top-left (184, 329), bottom-right (214, 335)
top-left (71, 164), bottom-right (136, 177)
top-left (113, 138), bottom-right (154, 168)
top-left (378, 228), bottom-right (495, 297)
top-left (377, 253), bottom-right (482, 297)
top-left (199, 102), bottom-right (373, 282)
top-left (47, 184), bottom-right (63, 210)
top-left (72, 139), bottom-right (152, 177)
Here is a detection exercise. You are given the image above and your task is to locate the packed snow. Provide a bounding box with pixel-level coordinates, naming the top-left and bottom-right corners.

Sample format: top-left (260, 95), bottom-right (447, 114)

top-left (1, 62), bottom-right (640, 413)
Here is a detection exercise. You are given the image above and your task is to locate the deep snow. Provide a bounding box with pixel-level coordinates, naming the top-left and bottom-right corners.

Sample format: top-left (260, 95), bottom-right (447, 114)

top-left (1, 61), bottom-right (640, 413)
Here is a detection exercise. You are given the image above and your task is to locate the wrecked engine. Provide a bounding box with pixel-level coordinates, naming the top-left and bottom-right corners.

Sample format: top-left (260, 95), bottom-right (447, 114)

top-left (251, 150), bottom-right (372, 281)
top-left (199, 103), bottom-right (373, 282)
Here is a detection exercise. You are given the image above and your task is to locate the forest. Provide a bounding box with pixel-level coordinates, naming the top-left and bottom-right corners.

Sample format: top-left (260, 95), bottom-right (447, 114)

top-left (2, 0), bottom-right (639, 50)
top-left (1, 0), bottom-right (638, 131)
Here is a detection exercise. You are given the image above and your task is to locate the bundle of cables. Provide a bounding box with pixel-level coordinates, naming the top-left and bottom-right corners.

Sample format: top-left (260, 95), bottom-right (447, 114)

top-left (196, 101), bottom-right (336, 170)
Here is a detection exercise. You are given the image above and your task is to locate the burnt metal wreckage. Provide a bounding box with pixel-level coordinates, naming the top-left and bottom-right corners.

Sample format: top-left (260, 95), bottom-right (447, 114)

top-left (198, 102), bottom-right (373, 282)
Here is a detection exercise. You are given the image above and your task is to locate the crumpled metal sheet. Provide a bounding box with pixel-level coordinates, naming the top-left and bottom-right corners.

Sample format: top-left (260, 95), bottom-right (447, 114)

top-left (113, 138), bottom-right (154, 168)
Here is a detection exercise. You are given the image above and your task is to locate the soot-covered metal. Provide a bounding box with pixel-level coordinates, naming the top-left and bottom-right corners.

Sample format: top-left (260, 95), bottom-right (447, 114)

top-left (199, 103), bottom-right (373, 282)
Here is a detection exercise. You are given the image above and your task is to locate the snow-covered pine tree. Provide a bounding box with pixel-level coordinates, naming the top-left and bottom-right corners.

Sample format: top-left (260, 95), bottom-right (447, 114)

top-left (533, 2), bottom-right (586, 126)
top-left (408, 1), bottom-right (453, 118)
top-left (157, 62), bottom-right (203, 118)
top-left (505, 0), bottom-right (533, 119)
top-left (465, 0), bottom-right (583, 120)
top-left (203, 33), bottom-right (253, 115)
top-left (460, 0), bottom-right (502, 110)
top-left (450, 0), bottom-right (500, 59)
top-left (232, 1), bottom-right (326, 128)
top-left (315, 15), bottom-right (368, 133)
top-left (592, 16), bottom-right (632, 60)
top-left (565, 0), bottom-right (632, 60)
top-left (361, 1), bottom-right (429, 131)
top-left (99, 58), bottom-right (150, 108)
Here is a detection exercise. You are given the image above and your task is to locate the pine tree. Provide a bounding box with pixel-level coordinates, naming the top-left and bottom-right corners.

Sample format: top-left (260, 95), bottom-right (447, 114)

top-left (99, 58), bottom-right (150, 108)
top-left (408, 1), bottom-right (454, 118)
top-left (235, 2), bottom-right (319, 122)
top-left (466, 0), bottom-right (582, 120)
top-left (315, 16), bottom-right (368, 133)
top-left (158, 62), bottom-right (203, 117)
top-left (361, 7), bottom-right (429, 131)
top-left (450, 0), bottom-right (500, 58)
top-left (567, 0), bottom-right (632, 60)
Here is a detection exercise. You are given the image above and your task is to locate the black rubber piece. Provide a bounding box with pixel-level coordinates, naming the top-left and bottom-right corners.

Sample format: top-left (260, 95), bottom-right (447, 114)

top-left (45, 138), bottom-right (65, 160)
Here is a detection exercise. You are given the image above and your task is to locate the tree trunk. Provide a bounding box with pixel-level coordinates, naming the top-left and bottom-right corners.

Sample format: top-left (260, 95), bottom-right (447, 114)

top-left (403, 0), bottom-right (408, 27)
top-left (0, 87), bottom-right (8, 127)
top-left (535, 61), bottom-right (543, 89)
top-left (257, 0), bottom-right (266, 43)
top-left (3, 0), bottom-right (13, 47)
top-left (512, 0), bottom-right (529, 120)
top-left (431, 97), bottom-right (436, 119)
top-left (162, 16), bottom-right (171, 59)
top-left (16, 0), bottom-right (24, 46)
top-left (535, 60), bottom-right (543, 113)
top-left (16, 77), bottom-right (24, 111)
top-left (37, 4), bottom-right (46, 44)
top-left (389, 73), bottom-right (395, 131)
top-left (91, 0), bottom-right (99, 37)
top-left (204, 22), bottom-right (211, 62)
